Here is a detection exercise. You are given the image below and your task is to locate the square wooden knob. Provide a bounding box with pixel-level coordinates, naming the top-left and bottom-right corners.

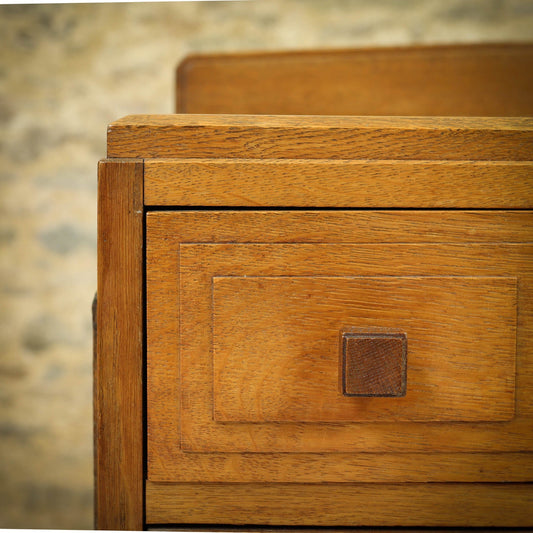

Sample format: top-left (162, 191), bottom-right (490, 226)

top-left (341, 330), bottom-right (407, 397)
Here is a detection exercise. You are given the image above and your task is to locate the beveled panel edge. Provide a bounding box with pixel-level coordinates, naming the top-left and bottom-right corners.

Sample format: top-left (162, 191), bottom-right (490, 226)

top-left (178, 245), bottom-right (528, 453)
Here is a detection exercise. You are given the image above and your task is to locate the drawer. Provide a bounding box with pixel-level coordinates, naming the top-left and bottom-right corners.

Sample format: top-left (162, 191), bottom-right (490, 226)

top-left (147, 210), bottom-right (532, 465)
top-left (96, 113), bottom-right (533, 530)
top-left (145, 209), bottom-right (533, 524)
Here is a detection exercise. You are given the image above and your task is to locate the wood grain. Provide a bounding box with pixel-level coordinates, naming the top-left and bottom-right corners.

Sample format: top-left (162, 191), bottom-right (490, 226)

top-left (146, 210), bottom-right (533, 482)
top-left (147, 210), bottom-right (533, 243)
top-left (176, 44), bottom-right (533, 117)
top-left (144, 159), bottom-right (533, 208)
top-left (95, 160), bottom-right (144, 530)
top-left (108, 114), bottom-right (533, 161)
top-left (341, 330), bottom-right (407, 397)
top-left (146, 211), bottom-right (533, 486)
top-left (212, 276), bottom-right (515, 422)
top-left (146, 450), bottom-right (533, 484)
top-left (104, 49), bottom-right (533, 527)
top-left (146, 482), bottom-right (533, 527)
top-left (180, 243), bottom-right (530, 453)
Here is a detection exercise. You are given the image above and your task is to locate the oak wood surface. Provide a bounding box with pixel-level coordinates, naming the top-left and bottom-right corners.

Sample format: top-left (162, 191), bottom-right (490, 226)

top-left (108, 114), bottom-right (533, 161)
top-left (180, 243), bottom-right (531, 454)
top-left (212, 275), bottom-right (515, 422)
top-left (145, 482), bottom-right (533, 527)
top-left (144, 159), bottom-right (533, 208)
top-left (147, 210), bottom-right (533, 243)
top-left (144, 452), bottom-right (533, 484)
top-left (146, 211), bottom-right (533, 486)
top-left (95, 160), bottom-right (144, 530)
top-left (102, 47), bottom-right (533, 527)
top-left (176, 44), bottom-right (533, 116)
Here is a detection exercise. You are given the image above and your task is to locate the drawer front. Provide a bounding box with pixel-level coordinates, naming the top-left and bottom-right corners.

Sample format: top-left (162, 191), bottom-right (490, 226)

top-left (146, 210), bottom-right (533, 487)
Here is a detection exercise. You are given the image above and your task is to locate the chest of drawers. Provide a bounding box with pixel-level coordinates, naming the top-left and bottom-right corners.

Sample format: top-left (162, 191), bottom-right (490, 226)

top-left (95, 45), bottom-right (533, 530)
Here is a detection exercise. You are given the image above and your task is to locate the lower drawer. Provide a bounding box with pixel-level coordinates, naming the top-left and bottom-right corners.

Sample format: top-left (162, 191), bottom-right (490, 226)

top-left (145, 210), bottom-right (533, 526)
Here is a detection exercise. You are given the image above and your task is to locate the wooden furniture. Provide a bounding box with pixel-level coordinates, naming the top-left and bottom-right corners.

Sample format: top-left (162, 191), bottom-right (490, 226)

top-left (176, 43), bottom-right (533, 116)
top-left (96, 44), bottom-right (533, 530)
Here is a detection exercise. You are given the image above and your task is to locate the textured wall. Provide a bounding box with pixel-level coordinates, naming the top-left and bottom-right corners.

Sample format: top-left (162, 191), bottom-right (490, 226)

top-left (0, 0), bottom-right (532, 528)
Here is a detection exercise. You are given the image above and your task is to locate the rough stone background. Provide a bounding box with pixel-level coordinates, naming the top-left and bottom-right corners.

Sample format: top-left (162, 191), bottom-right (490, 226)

top-left (0, 0), bottom-right (532, 528)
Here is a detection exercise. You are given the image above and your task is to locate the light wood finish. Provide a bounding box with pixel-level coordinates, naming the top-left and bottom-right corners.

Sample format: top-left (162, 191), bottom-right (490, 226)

top-left (108, 114), bottom-right (533, 161)
top-left (147, 209), bottom-right (533, 243)
top-left (98, 106), bottom-right (533, 527)
top-left (180, 243), bottom-right (530, 453)
top-left (146, 482), bottom-right (533, 527)
top-left (144, 159), bottom-right (533, 208)
top-left (95, 160), bottom-right (144, 530)
top-left (176, 44), bottom-right (533, 116)
top-left (144, 452), bottom-right (533, 484)
top-left (146, 210), bottom-right (533, 483)
top-left (213, 276), bottom-right (516, 422)
top-left (146, 211), bottom-right (533, 485)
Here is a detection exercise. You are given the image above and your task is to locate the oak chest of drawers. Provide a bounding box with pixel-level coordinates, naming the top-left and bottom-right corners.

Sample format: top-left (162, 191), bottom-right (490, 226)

top-left (95, 45), bottom-right (533, 530)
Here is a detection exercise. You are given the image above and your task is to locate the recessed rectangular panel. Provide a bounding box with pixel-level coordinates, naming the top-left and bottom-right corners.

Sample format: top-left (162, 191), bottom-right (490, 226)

top-left (213, 276), bottom-right (516, 423)
top-left (177, 242), bottom-right (533, 454)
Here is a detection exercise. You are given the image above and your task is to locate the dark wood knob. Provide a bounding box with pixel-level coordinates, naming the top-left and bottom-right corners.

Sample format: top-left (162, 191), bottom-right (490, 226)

top-left (340, 329), bottom-right (407, 397)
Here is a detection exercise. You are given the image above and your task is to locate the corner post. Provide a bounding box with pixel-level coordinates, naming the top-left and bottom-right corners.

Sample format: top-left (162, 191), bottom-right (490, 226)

top-left (95, 159), bottom-right (144, 530)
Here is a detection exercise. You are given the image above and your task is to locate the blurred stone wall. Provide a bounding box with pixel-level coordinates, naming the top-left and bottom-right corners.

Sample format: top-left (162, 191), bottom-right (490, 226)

top-left (0, 0), bottom-right (532, 528)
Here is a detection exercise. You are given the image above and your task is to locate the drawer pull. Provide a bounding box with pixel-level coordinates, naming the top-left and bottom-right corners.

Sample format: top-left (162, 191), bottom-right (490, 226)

top-left (340, 329), bottom-right (407, 397)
